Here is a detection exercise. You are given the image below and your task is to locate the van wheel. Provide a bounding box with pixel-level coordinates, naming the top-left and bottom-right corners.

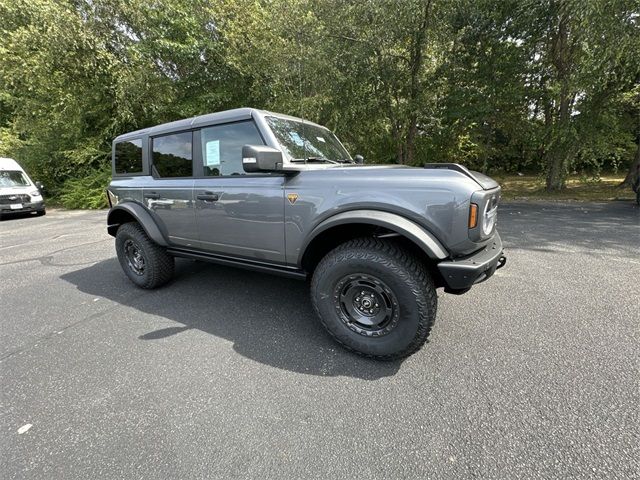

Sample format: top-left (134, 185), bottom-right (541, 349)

top-left (115, 222), bottom-right (174, 289)
top-left (311, 238), bottom-right (437, 360)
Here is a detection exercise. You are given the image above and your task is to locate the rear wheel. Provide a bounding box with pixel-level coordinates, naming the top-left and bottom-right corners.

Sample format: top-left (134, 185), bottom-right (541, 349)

top-left (115, 222), bottom-right (174, 289)
top-left (311, 238), bottom-right (437, 360)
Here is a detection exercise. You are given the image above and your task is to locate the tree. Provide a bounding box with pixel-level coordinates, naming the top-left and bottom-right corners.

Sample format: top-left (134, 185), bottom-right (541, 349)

top-left (512, 0), bottom-right (640, 191)
top-left (618, 85), bottom-right (640, 188)
top-left (1, 0), bottom-right (638, 205)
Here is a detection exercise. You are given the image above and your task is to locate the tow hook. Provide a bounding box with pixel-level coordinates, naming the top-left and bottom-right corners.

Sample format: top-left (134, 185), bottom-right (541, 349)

top-left (496, 255), bottom-right (507, 270)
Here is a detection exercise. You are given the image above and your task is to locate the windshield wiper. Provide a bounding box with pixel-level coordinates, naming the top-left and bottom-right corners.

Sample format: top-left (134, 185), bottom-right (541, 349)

top-left (291, 157), bottom-right (339, 164)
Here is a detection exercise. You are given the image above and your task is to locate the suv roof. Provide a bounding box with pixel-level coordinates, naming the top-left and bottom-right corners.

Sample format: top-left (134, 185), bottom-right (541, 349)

top-left (114, 108), bottom-right (326, 143)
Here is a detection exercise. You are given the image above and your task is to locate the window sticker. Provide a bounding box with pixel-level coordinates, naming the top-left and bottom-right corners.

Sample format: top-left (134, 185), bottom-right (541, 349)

top-left (288, 131), bottom-right (304, 146)
top-left (205, 140), bottom-right (220, 166)
top-left (316, 136), bottom-right (326, 143)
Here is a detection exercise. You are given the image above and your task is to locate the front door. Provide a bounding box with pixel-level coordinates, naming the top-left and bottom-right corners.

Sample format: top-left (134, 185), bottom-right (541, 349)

top-left (193, 120), bottom-right (286, 264)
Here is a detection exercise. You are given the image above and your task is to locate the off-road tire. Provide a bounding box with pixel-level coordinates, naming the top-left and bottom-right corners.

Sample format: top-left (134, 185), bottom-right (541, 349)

top-left (311, 238), bottom-right (437, 360)
top-left (36, 209), bottom-right (46, 216)
top-left (115, 222), bottom-right (174, 289)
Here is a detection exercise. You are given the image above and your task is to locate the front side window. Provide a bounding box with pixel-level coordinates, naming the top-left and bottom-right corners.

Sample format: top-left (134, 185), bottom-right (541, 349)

top-left (114, 139), bottom-right (143, 174)
top-left (266, 116), bottom-right (351, 163)
top-left (200, 121), bottom-right (264, 176)
top-left (0, 170), bottom-right (30, 187)
top-left (152, 132), bottom-right (192, 178)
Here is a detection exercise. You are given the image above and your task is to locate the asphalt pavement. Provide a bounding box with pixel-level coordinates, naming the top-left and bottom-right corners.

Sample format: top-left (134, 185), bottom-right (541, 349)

top-left (1, 202), bottom-right (638, 479)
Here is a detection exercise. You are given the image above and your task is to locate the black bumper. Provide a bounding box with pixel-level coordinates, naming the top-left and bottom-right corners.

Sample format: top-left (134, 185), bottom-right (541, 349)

top-left (0, 202), bottom-right (45, 215)
top-left (438, 232), bottom-right (506, 293)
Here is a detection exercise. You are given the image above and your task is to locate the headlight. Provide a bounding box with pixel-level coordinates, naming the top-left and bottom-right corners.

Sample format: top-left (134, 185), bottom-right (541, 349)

top-left (482, 201), bottom-right (497, 236)
top-left (30, 191), bottom-right (42, 200)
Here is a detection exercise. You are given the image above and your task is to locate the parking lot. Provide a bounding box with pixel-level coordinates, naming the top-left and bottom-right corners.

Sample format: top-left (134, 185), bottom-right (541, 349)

top-left (1, 202), bottom-right (638, 479)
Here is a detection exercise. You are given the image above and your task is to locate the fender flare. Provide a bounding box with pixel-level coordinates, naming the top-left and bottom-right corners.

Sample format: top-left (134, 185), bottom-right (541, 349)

top-left (299, 209), bottom-right (449, 263)
top-left (107, 202), bottom-right (168, 247)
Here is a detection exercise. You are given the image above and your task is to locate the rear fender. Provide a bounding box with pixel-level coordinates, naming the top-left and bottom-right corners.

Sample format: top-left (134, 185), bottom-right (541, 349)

top-left (106, 202), bottom-right (168, 247)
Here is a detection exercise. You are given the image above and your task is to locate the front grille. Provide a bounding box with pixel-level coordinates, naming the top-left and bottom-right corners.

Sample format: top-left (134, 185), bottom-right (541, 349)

top-left (0, 194), bottom-right (31, 205)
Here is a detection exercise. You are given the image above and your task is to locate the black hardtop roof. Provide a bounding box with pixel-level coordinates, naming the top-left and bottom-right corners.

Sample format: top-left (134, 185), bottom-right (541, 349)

top-left (113, 108), bottom-right (257, 142)
top-left (113, 108), bottom-right (325, 143)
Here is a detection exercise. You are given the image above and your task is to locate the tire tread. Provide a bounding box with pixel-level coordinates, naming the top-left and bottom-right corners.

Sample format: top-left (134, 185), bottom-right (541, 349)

top-left (311, 237), bottom-right (437, 360)
top-left (116, 222), bottom-right (174, 289)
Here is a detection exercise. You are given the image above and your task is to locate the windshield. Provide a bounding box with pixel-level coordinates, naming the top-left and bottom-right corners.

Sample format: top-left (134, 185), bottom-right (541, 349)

top-left (0, 170), bottom-right (30, 188)
top-left (266, 116), bottom-right (351, 163)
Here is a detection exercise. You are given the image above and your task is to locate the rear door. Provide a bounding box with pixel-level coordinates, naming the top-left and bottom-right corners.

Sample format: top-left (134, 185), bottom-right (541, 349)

top-left (193, 120), bottom-right (286, 264)
top-left (146, 131), bottom-right (198, 248)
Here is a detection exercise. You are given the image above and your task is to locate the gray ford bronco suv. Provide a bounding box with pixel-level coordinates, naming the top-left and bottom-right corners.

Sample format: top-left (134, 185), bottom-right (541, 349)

top-left (107, 108), bottom-right (505, 359)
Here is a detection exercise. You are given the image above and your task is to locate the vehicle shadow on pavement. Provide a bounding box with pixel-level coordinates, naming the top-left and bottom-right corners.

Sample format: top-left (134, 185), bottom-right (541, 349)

top-left (60, 258), bottom-right (403, 379)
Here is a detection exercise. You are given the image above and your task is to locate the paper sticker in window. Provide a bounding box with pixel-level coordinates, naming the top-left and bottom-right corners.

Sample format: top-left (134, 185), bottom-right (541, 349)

top-left (205, 140), bottom-right (220, 166)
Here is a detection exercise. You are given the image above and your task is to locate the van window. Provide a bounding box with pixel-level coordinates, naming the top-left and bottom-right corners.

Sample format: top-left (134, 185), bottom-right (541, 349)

top-left (152, 132), bottom-right (193, 178)
top-left (114, 139), bottom-right (143, 174)
top-left (200, 121), bottom-right (264, 176)
top-left (0, 170), bottom-right (31, 187)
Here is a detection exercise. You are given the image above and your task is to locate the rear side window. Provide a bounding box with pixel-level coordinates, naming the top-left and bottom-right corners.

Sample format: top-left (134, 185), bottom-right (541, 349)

top-left (152, 132), bottom-right (193, 178)
top-left (114, 139), bottom-right (143, 174)
top-left (200, 121), bottom-right (264, 176)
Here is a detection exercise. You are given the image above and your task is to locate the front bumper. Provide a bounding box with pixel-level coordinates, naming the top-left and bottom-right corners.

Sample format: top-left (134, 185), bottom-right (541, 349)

top-left (438, 232), bottom-right (506, 293)
top-left (0, 201), bottom-right (45, 214)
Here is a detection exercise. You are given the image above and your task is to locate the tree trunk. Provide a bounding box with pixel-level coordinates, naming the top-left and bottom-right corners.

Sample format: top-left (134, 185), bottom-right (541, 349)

top-left (404, 0), bottom-right (432, 166)
top-left (618, 137), bottom-right (640, 188)
top-left (545, 91), bottom-right (571, 190)
top-left (545, 2), bottom-right (572, 192)
top-left (405, 121), bottom-right (418, 165)
top-left (618, 112), bottom-right (640, 188)
top-left (393, 122), bottom-right (405, 164)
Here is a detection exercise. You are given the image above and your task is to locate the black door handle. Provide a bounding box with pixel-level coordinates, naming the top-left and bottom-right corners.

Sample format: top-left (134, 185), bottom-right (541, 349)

top-left (197, 192), bottom-right (219, 202)
top-left (144, 192), bottom-right (160, 199)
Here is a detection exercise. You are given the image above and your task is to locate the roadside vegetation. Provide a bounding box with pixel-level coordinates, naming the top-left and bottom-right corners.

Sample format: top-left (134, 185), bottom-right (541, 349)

top-left (0, 0), bottom-right (638, 208)
top-left (498, 174), bottom-right (634, 201)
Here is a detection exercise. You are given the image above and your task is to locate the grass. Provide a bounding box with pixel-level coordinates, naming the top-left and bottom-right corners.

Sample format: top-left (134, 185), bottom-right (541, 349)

top-left (494, 174), bottom-right (634, 202)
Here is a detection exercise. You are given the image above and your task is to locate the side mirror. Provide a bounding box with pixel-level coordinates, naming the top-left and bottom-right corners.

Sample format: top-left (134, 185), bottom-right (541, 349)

top-left (354, 154), bottom-right (364, 164)
top-left (242, 145), bottom-right (283, 173)
top-left (35, 181), bottom-right (45, 193)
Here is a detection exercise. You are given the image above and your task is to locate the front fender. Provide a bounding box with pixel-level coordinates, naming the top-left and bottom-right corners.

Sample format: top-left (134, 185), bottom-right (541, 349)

top-left (298, 209), bottom-right (449, 264)
top-left (107, 202), bottom-right (168, 247)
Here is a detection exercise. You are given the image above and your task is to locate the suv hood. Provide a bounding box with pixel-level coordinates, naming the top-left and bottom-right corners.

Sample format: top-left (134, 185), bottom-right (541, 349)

top-left (0, 186), bottom-right (34, 196)
top-left (286, 162), bottom-right (499, 191)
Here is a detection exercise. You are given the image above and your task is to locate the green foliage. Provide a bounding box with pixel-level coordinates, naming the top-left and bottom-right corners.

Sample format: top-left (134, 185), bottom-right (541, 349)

top-left (59, 165), bottom-right (111, 209)
top-left (0, 0), bottom-right (638, 206)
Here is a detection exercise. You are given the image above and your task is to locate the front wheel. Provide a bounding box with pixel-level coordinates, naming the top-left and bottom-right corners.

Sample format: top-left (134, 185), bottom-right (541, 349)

top-left (115, 222), bottom-right (174, 289)
top-left (311, 238), bottom-right (437, 360)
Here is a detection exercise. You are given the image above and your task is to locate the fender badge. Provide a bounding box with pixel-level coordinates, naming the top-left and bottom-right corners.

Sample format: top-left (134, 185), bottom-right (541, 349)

top-left (287, 193), bottom-right (299, 205)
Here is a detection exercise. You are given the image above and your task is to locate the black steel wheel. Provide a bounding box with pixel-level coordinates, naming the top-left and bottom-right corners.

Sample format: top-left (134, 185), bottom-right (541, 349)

top-left (115, 222), bottom-right (174, 289)
top-left (334, 273), bottom-right (400, 337)
top-left (123, 239), bottom-right (146, 276)
top-left (311, 237), bottom-right (437, 360)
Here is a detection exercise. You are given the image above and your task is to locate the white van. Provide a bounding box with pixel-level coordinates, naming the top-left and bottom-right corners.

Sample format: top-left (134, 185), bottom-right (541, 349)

top-left (0, 157), bottom-right (46, 219)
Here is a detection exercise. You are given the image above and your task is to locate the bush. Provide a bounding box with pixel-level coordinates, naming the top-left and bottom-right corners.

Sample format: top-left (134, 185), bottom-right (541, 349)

top-left (59, 165), bottom-right (111, 209)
